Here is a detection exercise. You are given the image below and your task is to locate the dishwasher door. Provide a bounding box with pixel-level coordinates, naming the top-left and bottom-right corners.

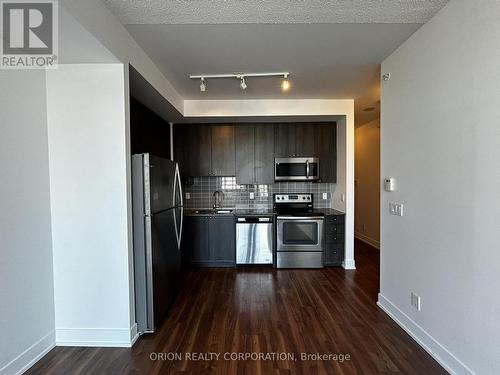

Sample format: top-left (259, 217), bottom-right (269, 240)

top-left (236, 218), bottom-right (273, 265)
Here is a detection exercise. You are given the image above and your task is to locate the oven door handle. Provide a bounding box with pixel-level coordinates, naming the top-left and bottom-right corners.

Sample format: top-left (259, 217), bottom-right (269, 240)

top-left (277, 216), bottom-right (325, 220)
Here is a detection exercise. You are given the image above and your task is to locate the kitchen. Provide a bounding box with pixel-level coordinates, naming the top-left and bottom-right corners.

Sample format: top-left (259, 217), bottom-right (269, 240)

top-left (131, 80), bottom-right (345, 333)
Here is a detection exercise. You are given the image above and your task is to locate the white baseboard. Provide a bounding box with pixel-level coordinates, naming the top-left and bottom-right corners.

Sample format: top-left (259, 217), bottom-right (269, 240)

top-left (55, 327), bottom-right (135, 348)
top-left (377, 294), bottom-right (474, 375)
top-left (0, 330), bottom-right (55, 375)
top-left (129, 323), bottom-right (140, 346)
top-left (354, 232), bottom-right (380, 249)
top-left (342, 259), bottom-right (356, 270)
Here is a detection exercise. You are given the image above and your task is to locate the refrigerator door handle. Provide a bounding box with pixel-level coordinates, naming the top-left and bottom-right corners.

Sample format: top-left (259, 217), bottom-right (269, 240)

top-left (173, 164), bottom-right (183, 249)
top-left (178, 206), bottom-right (184, 250)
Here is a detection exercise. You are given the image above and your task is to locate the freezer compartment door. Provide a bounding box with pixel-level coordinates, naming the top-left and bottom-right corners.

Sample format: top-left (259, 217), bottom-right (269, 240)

top-left (146, 154), bottom-right (177, 213)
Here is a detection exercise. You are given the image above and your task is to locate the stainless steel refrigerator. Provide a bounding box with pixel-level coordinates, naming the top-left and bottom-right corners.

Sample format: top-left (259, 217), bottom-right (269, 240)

top-left (132, 153), bottom-right (183, 334)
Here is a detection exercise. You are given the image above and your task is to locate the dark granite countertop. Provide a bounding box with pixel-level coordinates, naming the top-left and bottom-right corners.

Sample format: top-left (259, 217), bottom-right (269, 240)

top-left (233, 208), bottom-right (275, 216)
top-left (314, 208), bottom-right (345, 216)
top-left (184, 207), bottom-right (345, 217)
top-left (183, 208), bottom-right (235, 217)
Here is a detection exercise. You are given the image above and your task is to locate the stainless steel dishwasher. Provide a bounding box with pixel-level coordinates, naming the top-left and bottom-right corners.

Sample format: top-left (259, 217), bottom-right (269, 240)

top-left (236, 216), bottom-right (273, 265)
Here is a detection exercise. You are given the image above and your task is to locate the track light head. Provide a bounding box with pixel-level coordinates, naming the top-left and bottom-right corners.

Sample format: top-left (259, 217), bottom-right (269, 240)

top-left (281, 74), bottom-right (290, 91)
top-left (240, 77), bottom-right (247, 90)
top-left (200, 78), bottom-right (206, 92)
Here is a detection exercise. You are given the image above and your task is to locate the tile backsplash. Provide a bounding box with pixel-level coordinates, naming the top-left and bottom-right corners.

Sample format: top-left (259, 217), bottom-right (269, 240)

top-left (183, 176), bottom-right (335, 209)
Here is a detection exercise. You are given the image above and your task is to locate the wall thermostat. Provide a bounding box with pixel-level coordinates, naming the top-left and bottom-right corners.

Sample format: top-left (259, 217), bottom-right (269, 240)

top-left (384, 178), bottom-right (395, 192)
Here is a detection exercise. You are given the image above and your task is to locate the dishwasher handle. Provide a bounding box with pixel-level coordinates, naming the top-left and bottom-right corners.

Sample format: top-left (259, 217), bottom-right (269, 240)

top-left (237, 217), bottom-right (272, 223)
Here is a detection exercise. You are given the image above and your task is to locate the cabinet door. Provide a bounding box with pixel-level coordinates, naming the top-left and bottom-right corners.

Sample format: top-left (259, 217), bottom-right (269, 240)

top-left (174, 125), bottom-right (212, 177)
top-left (323, 216), bottom-right (344, 266)
top-left (274, 123), bottom-right (296, 157)
top-left (182, 216), bottom-right (209, 264)
top-left (315, 123), bottom-right (337, 182)
top-left (235, 125), bottom-right (255, 184)
top-left (295, 123), bottom-right (316, 157)
top-left (208, 216), bottom-right (236, 265)
top-left (173, 125), bottom-right (188, 178)
top-left (255, 124), bottom-right (275, 184)
top-left (211, 125), bottom-right (235, 176)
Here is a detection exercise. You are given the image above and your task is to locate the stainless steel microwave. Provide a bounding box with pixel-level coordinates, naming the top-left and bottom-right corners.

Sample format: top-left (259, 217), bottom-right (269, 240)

top-left (274, 157), bottom-right (320, 181)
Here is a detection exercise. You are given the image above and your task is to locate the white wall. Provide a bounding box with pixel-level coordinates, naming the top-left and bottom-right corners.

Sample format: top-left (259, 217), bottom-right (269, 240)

top-left (355, 119), bottom-right (380, 248)
top-left (61, 0), bottom-right (183, 113)
top-left (0, 71), bottom-right (55, 374)
top-left (379, 0), bottom-right (500, 374)
top-left (46, 64), bottom-right (136, 347)
top-left (184, 99), bottom-right (355, 269)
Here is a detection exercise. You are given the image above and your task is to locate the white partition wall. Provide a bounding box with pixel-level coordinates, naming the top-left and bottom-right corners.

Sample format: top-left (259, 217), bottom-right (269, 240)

top-left (46, 64), bottom-right (136, 347)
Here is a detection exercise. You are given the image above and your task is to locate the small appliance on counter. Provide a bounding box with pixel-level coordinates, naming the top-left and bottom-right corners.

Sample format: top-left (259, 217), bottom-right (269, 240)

top-left (236, 216), bottom-right (273, 265)
top-left (274, 193), bottom-right (324, 268)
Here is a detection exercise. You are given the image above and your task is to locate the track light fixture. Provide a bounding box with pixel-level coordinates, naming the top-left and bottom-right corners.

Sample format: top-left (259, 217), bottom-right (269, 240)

top-left (190, 72), bottom-right (290, 93)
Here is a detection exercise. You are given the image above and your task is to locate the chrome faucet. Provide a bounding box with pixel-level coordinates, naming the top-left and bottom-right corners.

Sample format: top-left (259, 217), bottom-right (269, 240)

top-left (212, 190), bottom-right (224, 210)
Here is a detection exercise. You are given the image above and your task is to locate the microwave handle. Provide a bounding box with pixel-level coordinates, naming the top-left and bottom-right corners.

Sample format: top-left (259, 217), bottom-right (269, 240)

top-left (306, 160), bottom-right (310, 179)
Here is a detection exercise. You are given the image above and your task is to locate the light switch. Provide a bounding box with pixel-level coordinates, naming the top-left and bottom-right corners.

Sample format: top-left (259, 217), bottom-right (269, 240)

top-left (249, 192), bottom-right (255, 200)
top-left (389, 202), bottom-right (404, 216)
top-left (185, 192), bottom-right (191, 200)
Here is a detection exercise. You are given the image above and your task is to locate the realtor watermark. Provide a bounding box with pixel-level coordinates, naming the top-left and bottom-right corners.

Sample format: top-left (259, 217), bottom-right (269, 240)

top-left (149, 352), bottom-right (351, 363)
top-left (1, 0), bottom-right (58, 69)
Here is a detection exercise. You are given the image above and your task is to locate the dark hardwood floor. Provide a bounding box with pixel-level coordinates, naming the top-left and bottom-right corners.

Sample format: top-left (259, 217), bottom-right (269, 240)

top-left (27, 240), bottom-right (446, 374)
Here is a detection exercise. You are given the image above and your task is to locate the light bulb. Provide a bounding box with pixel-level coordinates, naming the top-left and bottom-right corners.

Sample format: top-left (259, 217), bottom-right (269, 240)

top-left (281, 77), bottom-right (290, 91)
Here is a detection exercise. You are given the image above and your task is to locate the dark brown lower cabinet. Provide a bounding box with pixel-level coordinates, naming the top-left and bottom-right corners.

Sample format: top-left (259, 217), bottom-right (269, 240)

top-left (323, 215), bottom-right (345, 266)
top-left (182, 215), bottom-right (235, 267)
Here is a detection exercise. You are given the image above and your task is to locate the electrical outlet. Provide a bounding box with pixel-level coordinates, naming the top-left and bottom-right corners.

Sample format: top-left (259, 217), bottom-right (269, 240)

top-left (322, 193), bottom-right (328, 200)
top-left (249, 192), bottom-right (255, 200)
top-left (185, 192), bottom-right (190, 200)
top-left (389, 202), bottom-right (404, 216)
top-left (411, 292), bottom-right (421, 311)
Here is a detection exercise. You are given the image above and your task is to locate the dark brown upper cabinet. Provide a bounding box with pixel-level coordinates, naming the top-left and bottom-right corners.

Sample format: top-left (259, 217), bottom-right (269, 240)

top-left (211, 125), bottom-right (235, 176)
top-left (234, 125), bottom-right (255, 184)
top-left (235, 124), bottom-right (275, 185)
top-left (176, 122), bottom-right (335, 183)
top-left (275, 123), bottom-right (315, 157)
top-left (254, 124), bottom-right (275, 184)
top-left (274, 123), bottom-right (296, 158)
top-left (294, 123), bottom-right (316, 157)
top-left (315, 123), bottom-right (337, 183)
top-left (174, 125), bottom-right (212, 177)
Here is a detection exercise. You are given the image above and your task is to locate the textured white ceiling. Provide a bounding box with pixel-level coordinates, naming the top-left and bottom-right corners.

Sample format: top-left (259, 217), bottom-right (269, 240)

top-left (103, 0), bottom-right (448, 25)
top-left (124, 23), bottom-right (415, 102)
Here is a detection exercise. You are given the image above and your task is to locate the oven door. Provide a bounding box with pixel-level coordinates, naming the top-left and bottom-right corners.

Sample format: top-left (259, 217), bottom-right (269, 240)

top-left (275, 157), bottom-right (320, 181)
top-left (277, 217), bottom-right (324, 251)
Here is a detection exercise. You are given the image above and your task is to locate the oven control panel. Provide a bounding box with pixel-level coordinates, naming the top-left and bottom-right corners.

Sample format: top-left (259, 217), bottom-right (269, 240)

top-left (274, 193), bottom-right (313, 203)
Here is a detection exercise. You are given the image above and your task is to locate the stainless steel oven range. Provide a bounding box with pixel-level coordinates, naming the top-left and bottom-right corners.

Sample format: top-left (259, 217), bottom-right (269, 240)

top-left (274, 193), bottom-right (324, 268)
